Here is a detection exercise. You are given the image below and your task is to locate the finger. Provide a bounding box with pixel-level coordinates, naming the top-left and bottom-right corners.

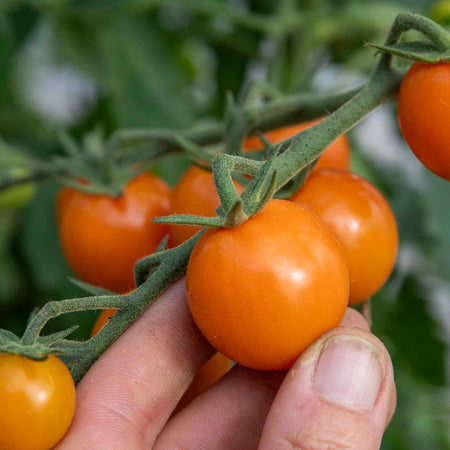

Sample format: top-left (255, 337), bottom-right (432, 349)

top-left (155, 366), bottom-right (285, 449)
top-left (58, 278), bottom-right (214, 449)
top-left (259, 326), bottom-right (395, 450)
top-left (155, 307), bottom-right (371, 449)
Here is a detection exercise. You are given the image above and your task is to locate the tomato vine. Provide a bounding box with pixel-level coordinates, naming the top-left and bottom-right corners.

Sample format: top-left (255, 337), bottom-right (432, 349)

top-left (0, 12), bottom-right (449, 384)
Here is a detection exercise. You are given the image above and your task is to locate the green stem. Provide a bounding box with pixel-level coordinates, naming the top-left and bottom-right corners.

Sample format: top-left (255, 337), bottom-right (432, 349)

top-left (21, 295), bottom-right (128, 346)
top-left (70, 235), bottom-right (198, 383)
top-left (108, 88), bottom-right (360, 152)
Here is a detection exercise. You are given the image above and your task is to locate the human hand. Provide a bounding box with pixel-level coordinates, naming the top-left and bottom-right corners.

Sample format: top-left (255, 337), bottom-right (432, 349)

top-left (57, 279), bottom-right (396, 449)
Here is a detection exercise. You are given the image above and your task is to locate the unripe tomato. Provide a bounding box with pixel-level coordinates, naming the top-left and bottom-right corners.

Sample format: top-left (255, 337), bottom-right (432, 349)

top-left (169, 166), bottom-right (244, 247)
top-left (0, 353), bottom-right (76, 450)
top-left (291, 169), bottom-right (398, 305)
top-left (176, 353), bottom-right (231, 412)
top-left (243, 119), bottom-right (351, 171)
top-left (57, 173), bottom-right (171, 293)
top-left (186, 199), bottom-right (349, 371)
top-left (397, 62), bottom-right (450, 180)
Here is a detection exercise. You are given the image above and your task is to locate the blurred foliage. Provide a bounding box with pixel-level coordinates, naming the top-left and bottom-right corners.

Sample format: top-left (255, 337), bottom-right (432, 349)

top-left (0, 1), bottom-right (448, 448)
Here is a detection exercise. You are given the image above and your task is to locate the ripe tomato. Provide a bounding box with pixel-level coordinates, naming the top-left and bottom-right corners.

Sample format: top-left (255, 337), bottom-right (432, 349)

top-left (57, 173), bottom-right (171, 293)
top-left (291, 169), bottom-right (398, 305)
top-left (0, 353), bottom-right (76, 450)
top-left (169, 166), bottom-right (244, 247)
top-left (91, 308), bottom-right (118, 337)
top-left (243, 119), bottom-right (351, 171)
top-left (397, 62), bottom-right (450, 180)
top-left (175, 353), bottom-right (231, 412)
top-left (186, 199), bottom-right (349, 371)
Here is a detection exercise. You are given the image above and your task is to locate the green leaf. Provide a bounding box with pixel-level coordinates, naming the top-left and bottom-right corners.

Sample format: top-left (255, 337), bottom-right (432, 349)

top-left (366, 41), bottom-right (450, 63)
top-left (375, 276), bottom-right (446, 386)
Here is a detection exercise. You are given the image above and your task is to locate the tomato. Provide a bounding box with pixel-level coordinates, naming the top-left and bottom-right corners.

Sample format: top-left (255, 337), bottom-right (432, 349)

top-left (169, 166), bottom-right (244, 247)
top-left (0, 353), bottom-right (76, 450)
top-left (175, 353), bottom-right (231, 412)
top-left (186, 199), bottom-right (349, 371)
top-left (397, 62), bottom-right (450, 180)
top-left (243, 119), bottom-right (351, 171)
top-left (291, 169), bottom-right (398, 305)
top-left (57, 173), bottom-right (171, 293)
top-left (91, 308), bottom-right (118, 337)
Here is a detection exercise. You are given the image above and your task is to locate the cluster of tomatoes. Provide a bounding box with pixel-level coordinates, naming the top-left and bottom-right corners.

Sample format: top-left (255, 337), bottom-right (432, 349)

top-left (0, 61), bottom-right (448, 450)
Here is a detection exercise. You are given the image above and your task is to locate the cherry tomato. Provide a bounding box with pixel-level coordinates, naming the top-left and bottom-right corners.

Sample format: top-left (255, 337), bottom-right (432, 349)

top-left (243, 119), bottom-right (351, 171)
top-left (0, 353), bottom-right (76, 450)
top-left (57, 173), bottom-right (171, 293)
top-left (169, 166), bottom-right (244, 247)
top-left (91, 308), bottom-right (118, 337)
top-left (291, 169), bottom-right (398, 305)
top-left (175, 353), bottom-right (232, 412)
top-left (397, 62), bottom-right (450, 180)
top-left (186, 199), bottom-right (349, 371)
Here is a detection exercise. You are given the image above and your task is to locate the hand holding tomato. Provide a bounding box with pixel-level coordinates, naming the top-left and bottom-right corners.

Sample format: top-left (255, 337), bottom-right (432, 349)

top-left (57, 280), bottom-right (396, 449)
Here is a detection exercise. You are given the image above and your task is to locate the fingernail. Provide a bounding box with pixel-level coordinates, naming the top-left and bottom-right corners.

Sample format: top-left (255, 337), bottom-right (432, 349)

top-left (313, 336), bottom-right (384, 410)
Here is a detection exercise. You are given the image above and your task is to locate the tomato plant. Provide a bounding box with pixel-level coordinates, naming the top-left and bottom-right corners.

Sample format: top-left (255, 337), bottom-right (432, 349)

top-left (243, 119), bottom-right (350, 171)
top-left (169, 166), bottom-right (244, 247)
top-left (291, 169), bottom-right (398, 305)
top-left (186, 199), bottom-right (349, 371)
top-left (57, 173), bottom-right (171, 293)
top-left (397, 62), bottom-right (450, 180)
top-left (0, 353), bottom-right (76, 450)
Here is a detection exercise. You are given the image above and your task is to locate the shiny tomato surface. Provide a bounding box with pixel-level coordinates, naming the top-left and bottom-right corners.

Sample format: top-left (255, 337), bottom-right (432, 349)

top-left (0, 354), bottom-right (76, 450)
top-left (398, 62), bottom-right (450, 180)
top-left (186, 199), bottom-right (349, 371)
top-left (291, 169), bottom-right (398, 304)
top-left (57, 173), bottom-right (171, 293)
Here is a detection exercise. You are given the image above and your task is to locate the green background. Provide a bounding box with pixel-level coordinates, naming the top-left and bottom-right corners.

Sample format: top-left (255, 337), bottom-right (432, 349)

top-left (0, 1), bottom-right (448, 448)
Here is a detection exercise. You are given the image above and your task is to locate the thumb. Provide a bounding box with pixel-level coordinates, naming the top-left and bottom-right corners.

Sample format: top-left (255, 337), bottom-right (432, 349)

top-left (259, 319), bottom-right (396, 450)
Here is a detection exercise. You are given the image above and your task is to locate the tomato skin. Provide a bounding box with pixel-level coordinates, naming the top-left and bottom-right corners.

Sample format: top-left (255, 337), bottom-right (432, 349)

top-left (0, 354), bottom-right (76, 450)
top-left (186, 199), bottom-right (349, 371)
top-left (243, 119), bottom-right (350, 171)
top-left (57, 173), bottom-right (171, 293)
top-left (175, 353), bottom-right (231, 412)
top-left (91, 308), bottom-right (118, 337)
top-left (397, 62), bottom-right (450, 180)
top-left (291, 169), bottom-right (398, 305)
top-left (169, 166), bottom-right (244, 247)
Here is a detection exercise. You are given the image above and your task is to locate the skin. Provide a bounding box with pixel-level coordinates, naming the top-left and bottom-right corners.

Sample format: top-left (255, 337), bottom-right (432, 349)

top-left (186, 199), bottom-right (349, 370)
top-left (91, 307), bottom-right (231, 411)
top-left (243, 119), bottom-right (351, 171)
top-left (397, 62), bottom-right (450, 181)
top-left (57, 279), bottom-right (396, 449)
top-left (291, 169), bottom-right (398, 305)
top-left (0, 354), bottom-right (76, 450)
top-left (169, 166), bottom-right (244, 247)
top-left (57, 173), bottom-right (171, 293)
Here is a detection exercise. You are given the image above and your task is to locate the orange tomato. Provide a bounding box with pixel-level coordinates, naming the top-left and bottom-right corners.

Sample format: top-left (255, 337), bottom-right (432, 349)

top-left (186, 199), bottom-right (349, 371)
top-left (0, 353), bottom-right (76, 450)
top-left (176, 353), bottom-right (232, 412)
top-left (57, 173), bottom-right (171, 293)
top-left (243, 119), bottom-right (350, 171)
top-left (398, 62), bottom-right (450, 180)
top-left (291, 169), bottom-right (398, 305)
top-left (91, 308), bottom-right (118, 337)
top-left (169, 166), bottom-right (244, 247)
